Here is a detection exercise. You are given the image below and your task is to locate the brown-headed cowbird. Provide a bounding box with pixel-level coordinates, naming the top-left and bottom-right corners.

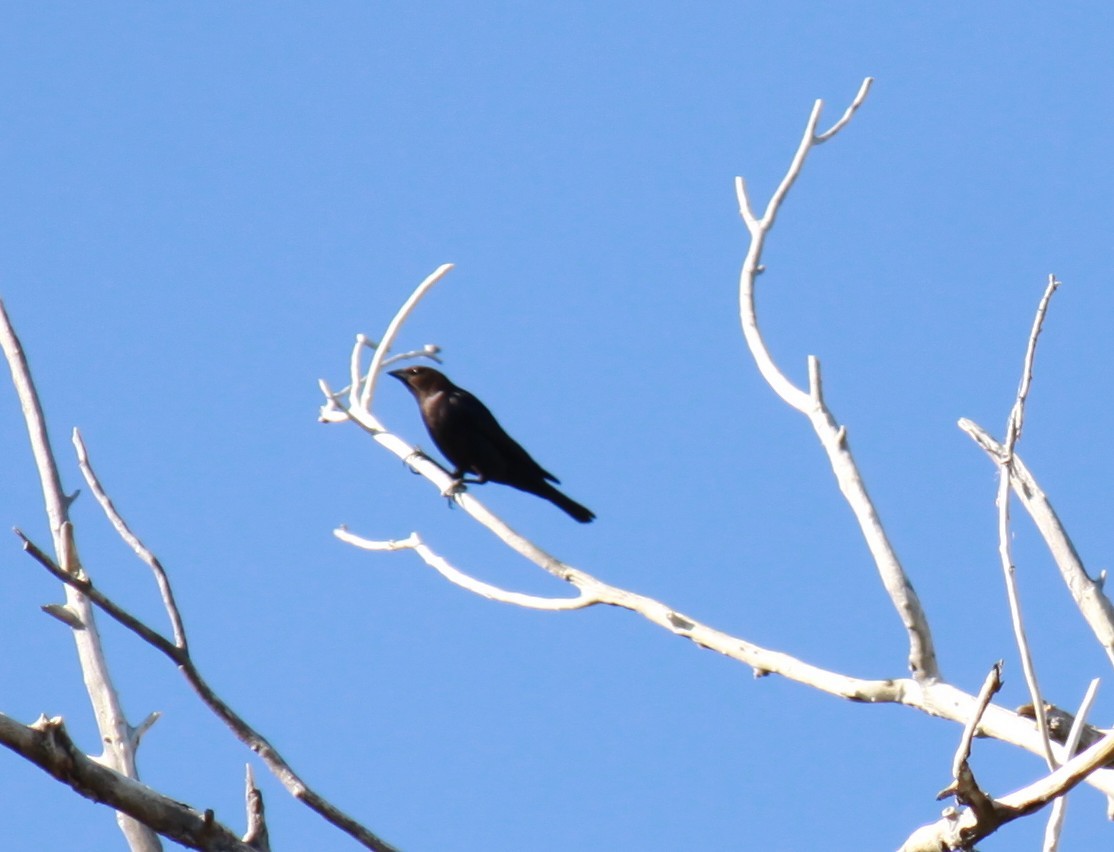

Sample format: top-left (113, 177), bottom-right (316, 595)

top-left (388, 366), bottom-right (595, 523)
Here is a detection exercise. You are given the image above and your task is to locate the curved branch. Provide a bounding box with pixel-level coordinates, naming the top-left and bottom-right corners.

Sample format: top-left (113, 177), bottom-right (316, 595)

top-left (734, 81), bottom-right (938, 680)
top-left (337, 529), bottom-right (598, 610)
top-left (339, 519), bottom-right (1114, 800)
top-left (814, 77), bottom-right (873, 143)
top-left (73, 429), bottom-right (189, 652)
top-left (359, 263), bottom-right (454, 410)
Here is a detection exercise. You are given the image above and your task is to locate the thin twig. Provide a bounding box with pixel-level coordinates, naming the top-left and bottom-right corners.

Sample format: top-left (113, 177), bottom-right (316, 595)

top-left (994, 276), bottom-right (1062, 769)
top-left (814, 77), bottom-right (873, 143)
top-left (323, 344), bottom-right (442, 419)
top-left (1042, 679), bottom-right (1101, 852)
top-left (337, 529), bottom-right (599, 610)
top-left (321, 266), bottom-right (599, 589)
top-left (1003, 276), bottom-right (1061, 457)
top-left (949, 662), bottom-right (1003, 784)
top-left (359, 263), bottom-right (454, 410)
top-left (73, 429), bottom-right (189, 651)
top-left (935, 662), bottom-right (1003, 828)
top-left (959, 420), bottom-right (1114, 667)
top-left (18, 530), bottom-right (182, 657)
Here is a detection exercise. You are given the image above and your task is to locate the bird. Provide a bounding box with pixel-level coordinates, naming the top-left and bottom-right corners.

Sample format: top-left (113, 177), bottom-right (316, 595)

top-left (388, 366), bottom-right (596, 523)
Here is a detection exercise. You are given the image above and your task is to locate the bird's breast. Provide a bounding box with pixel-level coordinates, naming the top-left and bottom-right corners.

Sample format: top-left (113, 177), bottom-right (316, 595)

top-left (419, 389), bottom-right (446, 419)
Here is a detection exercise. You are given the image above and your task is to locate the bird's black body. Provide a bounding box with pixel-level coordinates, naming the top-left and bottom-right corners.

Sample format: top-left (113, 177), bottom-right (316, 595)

top-left (388, 366), bottom-right (595, 523)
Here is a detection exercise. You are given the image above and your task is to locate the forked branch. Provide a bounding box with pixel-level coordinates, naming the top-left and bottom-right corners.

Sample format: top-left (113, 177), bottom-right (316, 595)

top-left (17, 439), bottom-right (400, 852)
top-left (0, 713), bottom-right (258, 852)
top-left (0, 299), bottom-right (159, 851)
top-left (900, 728), bottom-right (1114, 852)
top-left (734, 78), bottom-right (938, 681)
top-left (960, 420), bottom-right (1114, 668)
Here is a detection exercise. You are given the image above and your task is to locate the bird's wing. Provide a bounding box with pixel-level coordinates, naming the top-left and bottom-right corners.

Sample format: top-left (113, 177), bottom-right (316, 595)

top-left (442, 389), bottom-right (558, 483)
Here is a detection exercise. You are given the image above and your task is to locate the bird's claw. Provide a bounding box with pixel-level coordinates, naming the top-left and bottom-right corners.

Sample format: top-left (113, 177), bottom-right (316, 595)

top-left (402, 449), bottom-right (428, 474)
top-left (440, 479), bottom-right (467, 498)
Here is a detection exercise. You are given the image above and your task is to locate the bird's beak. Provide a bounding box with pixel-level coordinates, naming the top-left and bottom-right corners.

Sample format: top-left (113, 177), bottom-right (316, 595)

top-left (387, 369), bottom-right (407, 383)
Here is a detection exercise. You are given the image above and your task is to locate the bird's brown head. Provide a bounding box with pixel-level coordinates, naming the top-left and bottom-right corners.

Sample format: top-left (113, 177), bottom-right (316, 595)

top-left (388, 365), bottom-right (450, 396)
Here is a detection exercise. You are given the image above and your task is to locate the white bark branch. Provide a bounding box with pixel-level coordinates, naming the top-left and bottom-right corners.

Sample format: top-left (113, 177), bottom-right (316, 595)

top-left (336, 521), bottom-right (1114, 801)
top-left (994, 276), bottom-right (1062, 769)
top-left (73, 428), bottom-right (189, 651)
top-left (16, 512), bottom-right (397, 852)
top-left (959, 419), bottom-right (1114, 668)
top-left (0, 713), bottom-right (255, 851)
top-left (0, 299), bottom-right (160, 852)
top-left (359, 263), bottom-right (454, 411)
top-left (325, 95), bottom-right (1109, 851)
top-left (320, 266), bottom-right (602, 589)
top-left (933, 663), bottom-right (1003, 834)
top-left (734, 79), bottom-right (938, 681)
top-left (337, 529), bottom-right (598, 610)
top-left (900, 727), bottom-right (1114, 852)
top-left (1043, 679), bottom-right (1101, 852)
top-left (328, 120), bottom-right (1114, 842)
top-left (947, 662), bottom-right (1002, 789)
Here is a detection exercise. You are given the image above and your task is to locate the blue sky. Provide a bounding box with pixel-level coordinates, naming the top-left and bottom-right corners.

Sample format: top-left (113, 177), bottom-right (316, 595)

top-left (2, 3), bottom-right (1114, 849)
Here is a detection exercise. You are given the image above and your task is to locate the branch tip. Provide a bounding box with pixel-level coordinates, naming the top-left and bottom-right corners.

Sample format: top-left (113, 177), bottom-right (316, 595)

top-left (41, 603), bottom-right (84, 629)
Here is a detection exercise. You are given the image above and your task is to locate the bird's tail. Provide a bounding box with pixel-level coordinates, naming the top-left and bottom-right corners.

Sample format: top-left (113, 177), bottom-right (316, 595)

top-left (536, 482), bottom-right (596, 523)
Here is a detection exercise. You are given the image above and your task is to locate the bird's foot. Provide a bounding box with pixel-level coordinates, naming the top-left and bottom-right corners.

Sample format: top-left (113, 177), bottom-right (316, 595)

top-left (402, 448), bottom-right (429, 474)
top-left (440, 478), bottom-right (467, 498)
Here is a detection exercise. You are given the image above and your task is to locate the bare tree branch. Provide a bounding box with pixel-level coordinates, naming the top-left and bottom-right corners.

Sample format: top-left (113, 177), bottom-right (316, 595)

top-left (1043, 679), bottom-right (1101, 852)
top-left (360, 263), bottom-right (454, 411)
top-left (337, 529), bottom-right (599, 610)
top-left (15, 526), bottom-right (398, 852)
top-left (733, 79), bottom-right (938, 681)
top-left (994, 276), bottom-right (1062, 768)
top-left (900, 727), bottom-right (1114, 852)
top-left (929, 662), bottom-right (1003, 843)
top-left (318, 89), bottom-right (1114, 850)
top-left (0, 298), bottom-right (160, 852)
top-left (0, 712), bottom-right (252, 851)
top-left (72, 428), bottom-right (189, 651)
top-left (939, 661), bottom-right (1003, 801)
top-left (335, 524), bottom-right (1114, 802)
top-left (959, 419), bottom-right (1114, 667)
top-left (323, 84), bottom-right (935, 690)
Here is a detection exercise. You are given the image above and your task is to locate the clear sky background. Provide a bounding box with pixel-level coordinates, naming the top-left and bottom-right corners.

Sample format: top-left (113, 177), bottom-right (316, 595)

top-left (2, 3), bottom-right (1113, 850)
